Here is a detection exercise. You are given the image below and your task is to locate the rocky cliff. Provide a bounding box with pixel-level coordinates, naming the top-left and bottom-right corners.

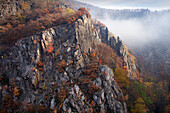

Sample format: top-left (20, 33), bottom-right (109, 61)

top-left (0, 14), bottom-right (138, 112)
top-left (93, 23), bottom-right (138, 78)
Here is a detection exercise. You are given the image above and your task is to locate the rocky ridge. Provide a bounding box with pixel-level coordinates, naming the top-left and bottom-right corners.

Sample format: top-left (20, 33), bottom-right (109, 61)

top-left (0, 14), bottom-right (137, 112)
top-left (94, 24), bottom-right (137, 78)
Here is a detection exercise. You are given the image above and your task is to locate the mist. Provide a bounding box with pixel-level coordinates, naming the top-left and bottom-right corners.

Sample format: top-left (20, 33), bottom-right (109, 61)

top-left (98, 13), bottom-right (170, 48)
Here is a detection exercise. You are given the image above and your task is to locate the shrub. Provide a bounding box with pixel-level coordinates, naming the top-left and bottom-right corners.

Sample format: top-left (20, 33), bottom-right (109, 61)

top-left (66, 8), bottom-right (74, 14)
top-left (131, 97), bottom-right (147, 113)
top-left (97, 43), bottom-right (122, 70)
top-left (14, 87), bottom-right (20, 96)
top-left (46, 43), bottom-right (53, 53)
top-left (88, 83), bottom-right (99, 94)
top-left (37, 61), bottom-right (44, 67)
top-left (56, 59), bottom-right (66, 72)
top-left (78, 7), bottom-right (91, 18)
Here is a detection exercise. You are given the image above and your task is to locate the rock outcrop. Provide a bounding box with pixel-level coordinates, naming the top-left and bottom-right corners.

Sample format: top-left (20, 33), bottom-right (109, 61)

top-left (93, 23), bottom-right (138, 78)
top-left (0, 15), bottom-right (130, 112)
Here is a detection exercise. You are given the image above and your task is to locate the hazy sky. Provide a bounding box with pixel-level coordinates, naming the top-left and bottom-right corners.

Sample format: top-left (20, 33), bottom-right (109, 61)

top-left (76, 0), bottom-right (170, 10)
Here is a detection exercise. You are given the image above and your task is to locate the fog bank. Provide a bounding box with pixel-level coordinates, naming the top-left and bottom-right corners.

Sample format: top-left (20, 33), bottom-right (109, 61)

top-left (99, 13), bottom-right (170, 48)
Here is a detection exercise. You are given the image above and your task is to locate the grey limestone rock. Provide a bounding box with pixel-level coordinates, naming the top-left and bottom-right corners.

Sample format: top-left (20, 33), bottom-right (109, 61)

top-left (0, 14), bottom-right (127, 113)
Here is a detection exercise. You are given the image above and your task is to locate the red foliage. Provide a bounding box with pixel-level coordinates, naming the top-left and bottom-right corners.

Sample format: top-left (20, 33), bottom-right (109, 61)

top-left (97, 43), bottom-right (124, 70)
top-left (46, 43), bottom-right (53, 53)
top-left (99, 58), bottom-right (102, 65)
top-left (37, 61), bottom-right (44, 67)
top-left (78, 7), bottom-right (91, 18)
top-left (3, 85), bottom-right (8, 90)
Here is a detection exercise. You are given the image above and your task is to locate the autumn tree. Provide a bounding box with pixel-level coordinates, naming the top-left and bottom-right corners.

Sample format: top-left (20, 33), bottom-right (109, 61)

top-left (131, 97), bottom-right (147, 113)
top-left (114, 68), bottom-right (129, 93)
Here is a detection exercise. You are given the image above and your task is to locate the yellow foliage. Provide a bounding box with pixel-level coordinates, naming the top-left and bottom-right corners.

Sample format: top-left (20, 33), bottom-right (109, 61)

top-left (16, 12), bottom-right (22, 18)
top-left (55, 49), bottom-right (61, 56)
top-left (139, 78), bottom-right (143, 83)
top-left (132, 97), bottom-right (147, 113)
top-left (66, 8), bottom-right (74, 14)
top-left (165, 105), bottom-right (170, 113)
top-left (40, 77), bottom-right (44, 81)
top-left (43, 84), bottom-right (47, 90)
top-left (21, 2), bottom-right (30, 10)
top-left (144, 82), bottom-right (153, 88)
top-left (53, 109), bottom-right (57, 113)
top-left (123, 66), bottom-right (128, 71)
top-left (114, 68), bottom-right (130, 92)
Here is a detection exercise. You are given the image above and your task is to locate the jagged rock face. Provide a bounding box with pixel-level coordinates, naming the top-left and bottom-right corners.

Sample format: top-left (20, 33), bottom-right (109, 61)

top-left (94, 25), bottom-right (138, 78)
top-left (0, 15), bottom-right (127, 112)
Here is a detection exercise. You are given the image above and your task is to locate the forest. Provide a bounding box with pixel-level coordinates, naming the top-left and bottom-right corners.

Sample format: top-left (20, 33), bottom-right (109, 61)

top-left (0, 0), bottom-right (169, 113)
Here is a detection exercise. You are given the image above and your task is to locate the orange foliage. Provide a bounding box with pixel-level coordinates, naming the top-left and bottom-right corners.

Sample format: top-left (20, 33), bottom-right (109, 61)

top-left (58, 87), bottom-right (66, 102)
top-left (54, 82), bottom-right (57, 87)
top-left (37, 61), bottom-right (44, 67)
top-left (91, 72), bottom-right (97, 78)
top-left (88, 83), bottom-right (99, 94)
top-left (78, 7), bottom-right (91, 18)
top-left (56, 59), bottom-right (66, 72)
top-left (60, 59), bottom-right (66, 67)
top-left (23, 102), bottom-right (48, 112)
top-left (97, 43), bottom-right (123, 70)
top-left (14, 87), bottom-right (20, 96)
top-left (84, 63), bottom-right (99, 75)
top-left (37, 61), bottom-right (44, 71)
top-left (91, 53), bottom-right (96, 58)
top-left (33, 40), bottom-right (37, 44)
top-left (38, 68), bottom-right (43, 71)
top-left (46, 43), bottom-right (53, 53)
top-left (24, 101), bottom-right (33, 111)
top-left (53, 109), bottom-right (57, 113)
top-left (32, 67), bottom-right (35, 71)
top-left (124, 66), bottom-right (128, 71)
top-left (5, 23), bottom-right (12, 30)
top-left (1, 4), bottom-right (92, 50)
top-left (1, 94), bottom-right (14, 109)
top-left (87, 108), bottom-right (93, 113)
top-left (42, 8), bottom-right (49, 15)
top-left (99, 58), bottom-right (102, 65)
top-left (91, 100), bottom-right (95, 107)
